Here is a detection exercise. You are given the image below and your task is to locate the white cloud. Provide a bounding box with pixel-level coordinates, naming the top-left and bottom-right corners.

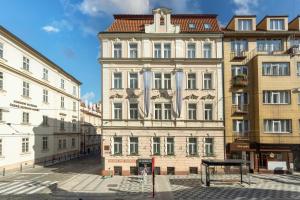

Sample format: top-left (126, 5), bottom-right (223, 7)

top-left (233, 0), bottom-right (258, 15)
top-left (81, 91), bottom-right (95, 102)
top-left (42, 25), bottom-right (60, 33)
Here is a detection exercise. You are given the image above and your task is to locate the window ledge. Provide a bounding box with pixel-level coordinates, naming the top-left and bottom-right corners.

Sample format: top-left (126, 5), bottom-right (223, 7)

top-left (202, 89), bottom-right (215, 91)
top-left (0, 120), bottom-right (5, 124)
top-left (41, 149), bottom-right (49, 153)
top-left (111, 88), bottom-right (124, 90)
top-left (20, 152), bottom-right (31, 156)
top-left (264, 132), bottom-right (292, 134)
top-left (203, 154), bottom-right (216, 157)
top-left (42, 101), bottom-right (49, 105)
top-left (0, 89), bottom-right (7, 93)
top-left (111, 154), bottom-right (123, 156)
top-left (21, 95), bottom-right (31, 100)
top-left (0, 57), bottom-right (7, 63)
top-left (165, 154), bottom-right (176, 157)
top-left (187, 155), bottom-right (200, 157)
top-left (20, 68), bottom-right (32, 74)
top-left (21, 123), bottom-right (31, 126)
top-left (0, 156), bottom-right (5, 159)
top-left (185, 89), bottom-right (199, 91)
top-left (128, 154), bottom-right (140, 156)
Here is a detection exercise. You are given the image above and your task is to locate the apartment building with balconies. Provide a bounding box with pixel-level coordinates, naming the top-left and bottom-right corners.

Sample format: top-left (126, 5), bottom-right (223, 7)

top-left (99, 8), bottom-right (224, 176)
top-left (224, 15), bottom-right (300, 172)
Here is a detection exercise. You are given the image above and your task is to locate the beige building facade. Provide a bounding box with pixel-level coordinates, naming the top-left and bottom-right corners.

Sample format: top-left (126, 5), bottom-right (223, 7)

top-left (99, 8), bottom-right (224, 176)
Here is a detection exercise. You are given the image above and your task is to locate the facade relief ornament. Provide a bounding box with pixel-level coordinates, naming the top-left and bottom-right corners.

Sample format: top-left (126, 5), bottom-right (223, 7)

top-left (110, 93), bottom-right (123, 99)
top-left (151, 90), bottom-right (173, 100)
top-left (184, 94), bottom-right (199, 100)
top-left (201, 94), bottom-right (215, 100)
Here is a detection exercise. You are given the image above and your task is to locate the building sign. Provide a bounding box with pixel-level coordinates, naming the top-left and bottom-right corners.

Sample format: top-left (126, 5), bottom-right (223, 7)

top-left (230, 142), bottom-right (250, 151)
top-left (10, 100), bottom-right (39, 111)
top-left (104, 145), bottom-right (110, 151)
top-left (108, 159), bottom-right (136, 163)
top-left (138, 159), bottom-right (152, 164)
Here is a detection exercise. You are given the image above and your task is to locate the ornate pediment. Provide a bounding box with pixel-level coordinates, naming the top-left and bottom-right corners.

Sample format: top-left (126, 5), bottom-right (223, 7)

top-left (110, 93), bottom-right (123, 99)
top-left (151, 90), bottom-right (173, 100)
top-left (201, 94), bottom-right (215, 100)
top-left (184, 94), bottom-right (199, 100)
top-left (126, 92), bottom-right (140, 99)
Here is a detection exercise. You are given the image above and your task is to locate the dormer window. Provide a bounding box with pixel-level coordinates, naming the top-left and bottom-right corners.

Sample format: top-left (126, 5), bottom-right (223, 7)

top-left (270, 19), bottom-right (285, 30)
top-left (189, 23), bottom-right (196, 29)
top-left (204, 23), bottom-right (211, 30)
top-left (238, 19), bottom-right (252, 31)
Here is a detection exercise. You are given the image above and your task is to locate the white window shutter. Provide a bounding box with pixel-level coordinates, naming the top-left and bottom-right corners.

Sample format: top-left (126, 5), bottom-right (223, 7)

top-left (202, 137), bottom-right (205, 156)
top-left (110, 137), bottom-right (114, 155)
top-left (164, 137), bottom-right (167, 155)
top-left (150, 137), bottom-right (153, 155)
top-left (186, 137), bottom-right (189, 155)
top-left (127, 136), bottom-right (130, 155)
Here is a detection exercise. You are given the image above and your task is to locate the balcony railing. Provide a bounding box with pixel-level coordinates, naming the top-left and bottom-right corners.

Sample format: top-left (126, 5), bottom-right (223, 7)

top-left (232, 75), bottom-right (248, 87)
top-left (288, 44), bottom-right (300, 56)
top-left (232, 104), bottom-right (248, 115)
top-left (233, 132), bottom-right (249, 141)
top-left (230, 51), bottom-right (247, 60)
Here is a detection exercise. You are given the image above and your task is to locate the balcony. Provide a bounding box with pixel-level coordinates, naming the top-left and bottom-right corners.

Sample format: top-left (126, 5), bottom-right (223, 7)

top-left (288, 44), bottom-right (300, 56)
top-left (232, 75), bottom-right (248, 87)
top-left (230, 51), bottom-right (247, 60)
top-left (233, 132), bottom-right (249, 142)
top-left (232, 104), bottom-right (248, 115)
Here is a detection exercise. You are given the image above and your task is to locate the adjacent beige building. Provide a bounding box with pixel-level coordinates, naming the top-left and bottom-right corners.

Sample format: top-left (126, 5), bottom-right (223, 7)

top-left (99, 8), bottom-right (224, 176)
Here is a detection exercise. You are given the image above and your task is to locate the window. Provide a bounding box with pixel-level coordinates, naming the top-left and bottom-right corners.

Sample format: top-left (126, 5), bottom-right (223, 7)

top-left (232, 92), bottom-right (249, 106)
top-left (238, 19), bottom-right (252, 31)
top-left (129, 73), bottom-right (138, 89)
top-left (0, 72), bottom-right (3, 90)
top-left (204, 104), bottom-right (213, 120)
top-left (129, 43), bottom-right (138, 58)
top-left (257, 39), bottom-right (282, 52)
top-left (22, 112), bottom-right (29, 124)
top-left (297, 63), bottom-right (300, 76)
top-left (113, 72), bottom-right (122, 89)
top-left (270, 19), bottom-right (285, 30)
top-left (63, 139), bottom-right (67, 149)
top-left (73, 86), bottom-right (77, 96)
top-left (43, 68), bottom-right (48, 80)
top-left (129, 103), bottom-right (138, 119)
top-left (189, 23), bottom-right (196, 29)
top-left (22, 81), bottom-right (29, 97)
top-left (22, 56), bottom-right (29, 71)
top-left (42, 115), bottom-right (48, 126)
top-left (164, 43), bottom-right (171, 58)
top-left (203, 73), bottom-right (212, 89)
top-left (264, 119), bottom-right (291, 133)
top-left (113, 103), bottom-right (122, 119)
top-left (0, 43), bottom-right (3, 58)
top-left (22, 138), bottom-right (29, 153)
top-left (164, 73), bottom-right (171, 89)
top-left (0, 139), bottom-right (2, 156)
top-left (187, 43), bottom-right (196, 58)
top-left (43, 89), bottom-right (48, 103)
top-left (72, 138), bottom-right (76, 148)
top-left (0, 110), bottom-right (2, 121)
top-left (263, 91), bottom-right (290, 104)
top-left (231, 39), bottom-right (248, 52)
top-left (154, 43), bottom-right (162, 58)
top-left (187, 73), bottom-right (196, 89)
top-left (188, 138), bottom-right (197, 156)
top-left (233, 120), bottom-right (249, 134)
top-left (114, 43), bottom-right (122, 58)
top-left (204, 138), bottom-right (214, 156)
top-left (154, 104), bottom-right (162, 120)
top-left (58, 139), bottom-right (62, 149)
top-left (262, 63), bottom-right (289, 76)
top-left (42, 137), bottom-right (48, 151)
top-left (232, 65), bottom-right (248, 76)
top-left (164, 104), bottom-right (172, 120)
top-left (72, 120), bottom-right (77, 132)
top-left (61, 96), bottom-right (65, 108)
top-left (203, 43), bottom-right (212, 58)
top-left (60, 118), bottom-right (65, 130)
top-left (190, 167), bottom-right (198, 174)
top-left (114, 137), bottom-right (122, 155)
top-left (73, 102), bottom-right (76, 111)
top-left (60, 79), bottom-right (65, 89)
top-left (153, 137), bottom-right (160, 155)
top-left (130, 137), bottom-right (138, 155)
top-left (298, 93), bottom-right (300, 104)
top-left (188, 104), bottom-right (197, 120)
top-left (154, 73), bottom-right (162, 89)
top-left (167, 137), bottom-right (174, 155)
top-left (204, 23), bottom-right (212, 30)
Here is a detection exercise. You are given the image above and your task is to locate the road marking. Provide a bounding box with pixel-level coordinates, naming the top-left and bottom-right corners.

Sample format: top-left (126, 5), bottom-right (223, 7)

top-left (0, 181), bottom-right (24, 191)
top-left (15, 181), bottom-right (52, 194)
top-left (20, 173), bottom-right (51, 175)
top-left (27, 181), bottom-right (57, 194)
top-left (0, 181), bottom-right (30, 193)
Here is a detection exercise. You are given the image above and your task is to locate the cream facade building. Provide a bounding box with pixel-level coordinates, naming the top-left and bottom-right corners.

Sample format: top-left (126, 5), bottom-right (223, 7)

top-left (99, 8), bottom-right (224, 176)
top-left (0, 26), bottom-right (81, 170)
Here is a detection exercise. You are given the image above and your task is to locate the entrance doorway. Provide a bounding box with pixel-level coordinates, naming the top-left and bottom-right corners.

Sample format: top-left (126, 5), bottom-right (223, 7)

top-left (114, 166), bottom-right (122, 176)
top-left (137, 159), bottom-right (152, 175)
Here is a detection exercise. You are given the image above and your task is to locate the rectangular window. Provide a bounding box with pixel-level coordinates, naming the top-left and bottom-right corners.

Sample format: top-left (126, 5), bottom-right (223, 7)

top-left (114, 43), bottom-right (122, 58)
top-left (0, 110), bottom-right (2, 121)
top-left (233, 120), bottom-right (249, 134)
top-left (238, 19), bottom-right (252, 31)
top-left (154, 43), bottom-right (162, 58)
top-left (298, 93), bottom-right (300, 104)
top-left (264, 119), bottom-right (292, 133)
top-left (154, 73), bottom-right (162, 89)
top-left (22, 81), bottom-right (29, 97)
top-left (114, 103), bottom-right (122, 119)
top-left (187, 43), bottom-right (196, 58)
top-left (163, 73), bottom-right (171, 89)
top-left (43, 68), bottom-right (48, 80)
top-left (42, 115), bottom-right (48, 126)
top-left (72, 120), bottom-right (77, 132)
top-left (72, 138), bottom-right (76, 148)
top-left (270, 19), bottom-right (285, 30)
top-left (60, 118), bottom-right (65, 130)
top-left (23, 56), bottom-right (29, 71)
top-left (114, 137), bottom-right (122, 155)
top-left (61, 79), bottom-right (65, 89)
top-left (22, 112), bottom-right (29, 124)
top-left (130, 137), bottom-right (138, 155)
top-left (167, 137), bottom-right (174, 155)
top-left (188, 103), bottom-right (197, 120)
top-left (263, 91), bottom-right (290, 104)
top-left (129, 73), bottom-right (138, 89)
top-left (61, 96), bottom-right (65, 108)
top-left (203, 43), bottom-right (212, 58)
top-left (164, 104), bottom-right (172, 120)
top-left (129, 43), bottom-right (138, 58)
top-left (232, 65), bottom-right (248, 76)
top-left (188, 138), bottom-right (197, 156)
top-left (58, 139), bottom-right (62, 149)
top-left (154, 104), bottom-right (162, 120)
top-left (187, 73), bottom-right (196, 89)
top-left (231, 39), bottom-right (248, 52)
top-left (113, 72), bottom-right (122, 89)
top-left (164, 43), bottom-right (171, 58)
top-left (204, 138), bottom-right (214, 156)
top-left (42, 136), bottom-right (48, 151)
top-left (43, 89), bottom-right (48, 103)
top-left (73, 102), bottom-right (76, 111)
top-left (257, 39), bottom-right (282, 52)
top-left (0, 72), bottom-right (3, 90)
top-left (204, 104), bottom-right (213, 120)
top-left (153, 137), bottom-right (160, 155)
top-left (262, 63), bottom-right (289, 76)
top-left (0, 138), bottom-right (2, 156)
top-left (297, 63), bottom-right (300, 76)
top-left (203, 73), bottom-right (212, 89)
top-left (0, 43), bottom-right (3, 58)
top-left (22, 138), bottom-right (29, 153)
top-left (63, 139), bottom-right (67, 149)
top-left (73, 86), bottom-right (77, 96)
top-left (129, 103), bottom-right (138, 119)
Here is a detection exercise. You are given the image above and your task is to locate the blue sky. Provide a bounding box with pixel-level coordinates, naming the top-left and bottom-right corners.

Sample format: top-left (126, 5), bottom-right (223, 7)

top-left (0, 0), bottom-right (299, 103)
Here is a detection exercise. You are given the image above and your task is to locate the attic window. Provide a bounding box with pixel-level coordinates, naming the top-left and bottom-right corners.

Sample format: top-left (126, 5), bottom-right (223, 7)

top-left (204, 23), bottom-right (212, 30)
top-left (189, 23), bottom-right (196, 29)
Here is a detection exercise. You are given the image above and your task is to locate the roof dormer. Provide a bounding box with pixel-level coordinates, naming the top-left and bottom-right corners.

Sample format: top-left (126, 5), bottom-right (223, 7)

top-left (225, 15), bottom-right (256, 31)
top-left (257, 16), bottom-right (288, 31)
top-left (289, 16), bottom-right (300, 31)
top-left (145, 7), bottom-right (180, 33)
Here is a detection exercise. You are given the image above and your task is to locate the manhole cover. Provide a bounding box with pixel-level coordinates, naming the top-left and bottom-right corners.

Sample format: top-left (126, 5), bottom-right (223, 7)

top-left (107, 184), bottom-right (118, 187)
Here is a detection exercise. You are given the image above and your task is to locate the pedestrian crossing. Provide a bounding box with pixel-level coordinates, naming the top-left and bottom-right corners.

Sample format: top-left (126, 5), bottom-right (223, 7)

top-left (0, 180), bottom-right (57, 195)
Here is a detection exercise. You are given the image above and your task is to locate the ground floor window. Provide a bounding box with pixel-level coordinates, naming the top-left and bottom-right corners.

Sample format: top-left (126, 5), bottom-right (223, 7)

top-left (167, 167), bottom-right (175, 175)
top-left (130, 166), bottom-right (138, 175)
top-left (114, 166), bottom-right (122, 176)
top-left (189, 167), bottom-right (198, 174)
top-left (154, 167), bottom-right (161, 175)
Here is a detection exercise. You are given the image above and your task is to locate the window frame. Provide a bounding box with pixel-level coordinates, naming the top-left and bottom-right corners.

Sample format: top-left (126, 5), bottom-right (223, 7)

top-left (129, 73), bottom-right (138, 89)
top-left (22, 137), bottom-right (29, 153)
top-left (203, 73), bottom-right (212, 90)
top-left (114, 137), bottom-right (122, 155)
top-left (129, 137), bottom-right (139, 155)
top-left (113, 43), bottom-right (122, 58)
top-left (129, 103), bottom-right (138, 120)
top-left (113, 72), bottom-right (122, 89)
top-left (188, 137), bottom-right (197, 156)
top-left (113, 103), bottom-right (122, 120)
top-left (153, 137), bottom-right (160, 155)
top-left (129, 43), bottom-right (138, 58)
top-left (188, 103), bottom-right (197, 120)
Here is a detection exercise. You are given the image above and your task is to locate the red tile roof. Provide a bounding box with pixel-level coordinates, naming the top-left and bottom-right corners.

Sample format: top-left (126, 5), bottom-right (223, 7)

top-left (105, 14), bottom-right (221, 33)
